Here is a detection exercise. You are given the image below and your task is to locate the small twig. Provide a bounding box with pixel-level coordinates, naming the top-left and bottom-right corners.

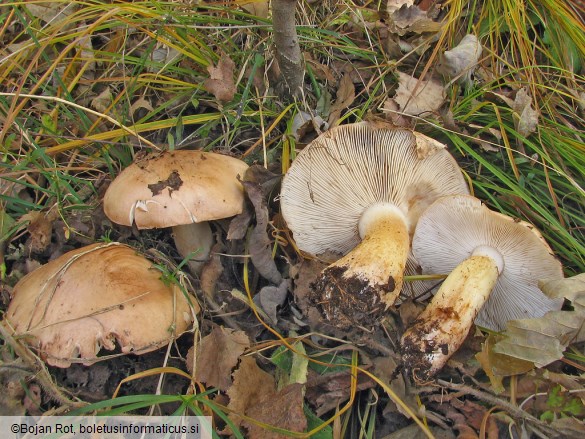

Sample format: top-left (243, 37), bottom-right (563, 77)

top-left (202, 294), bottom-right (244, 332)
top-left (422, 411), bottom-right (451, 430)
top-left (436, 379), bottom-right (558, 437)
top-left (356, 334), bottom-right (396, 357)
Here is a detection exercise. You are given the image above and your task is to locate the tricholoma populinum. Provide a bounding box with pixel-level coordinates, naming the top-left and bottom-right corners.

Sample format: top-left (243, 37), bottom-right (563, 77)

top-left (4, 242), bottom-right (197, 367)
top-left (103, 150), bottom-right (248, 274)
top-left (401, 194), bottom-right (563, 380)
top-left (280, 122), bottom-right (469, 328)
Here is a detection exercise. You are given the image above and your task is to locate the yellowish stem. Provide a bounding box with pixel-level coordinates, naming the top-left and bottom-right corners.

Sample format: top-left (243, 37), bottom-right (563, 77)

top-left (401, 255), bottom-right (500, 380)
top-left (312, 207), bottom-right (409, 328)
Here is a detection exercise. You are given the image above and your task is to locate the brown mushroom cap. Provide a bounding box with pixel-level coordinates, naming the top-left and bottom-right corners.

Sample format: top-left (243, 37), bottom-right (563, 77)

top-left (4, 242), bottom-right (197, 367)
top-left (103, 150), bottom-right (249, 229)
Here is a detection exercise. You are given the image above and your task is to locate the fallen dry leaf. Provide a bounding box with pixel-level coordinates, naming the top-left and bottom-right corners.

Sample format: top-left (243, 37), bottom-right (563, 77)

top-left (372, 356), bottom-right (415, 419)
top-left (305, 368), bottom-right (376, 416)
top-left (77, 33), bottom-right (96, 79)
top-left (330, 60), bottom-right (375, 85)
top-left (189, 326), bottom-right (250, 391)
top-left (387, 5), bottom-right (443, 36)
top-left (244, 163), bottom-right (282, 199)
top-left (21, 210), bottom-right (58, 253)
top-left (494, 274), bottom-right (585, 368)
top-left (393, 71), bottom-right (445, 116)
top-left (547, 276), bottom-right (585, 311)
top-left (494, 310), bottom-right (583, 367)
top-left (290, 111), bottom-right (328, 142)
top-left (90, 88), bottom-right (113, 114)
top-left (244, 179), bottom-right (282, 284)
top-left (253, 279), bottom-right (290, 324)
top-left (328, 73), bottom-right (355, 126)
top-left (227, 207), bottom-right (253, 241)
top-left (304, 53), bottom-right (336, 84)
top-left (227, 356), bottom-right (276, 428)
top-left (245, 383), bottom-right (307, 439)
top-left (204, 55), bottom-right (237, 103)
top-left (386, 0), bottom-right (414, 15)
top-left (430, 395), bottom-right (499, 439)
top-left (289, 256), bottom-right (331, 316)
top-left (476, 334), bottom-right (533, 394)
top-left (468, 123), bottom-right (501, 152)
top-left (240, 166), bottom-right (283, 284)
top-left (513, 88), bottom-right (540, 137)
top-left (240, 0), bottom-right (270, 19)
top-left (493, 88), bottom-right (540, 137)
top-left (417, 0), bottom-right (436, 11)
top-left (130, 97), bottom-right (154, 119)
top-left (148, 44), bottom-right (181, 73)
top-left (200, 241), bottom-right (225, 297)
top-left (436, 34), bottom-right (482, 86)
top-left (381, 97), bottom-right (412, 127)
top-left (25, 2), bottom-right (77, 24)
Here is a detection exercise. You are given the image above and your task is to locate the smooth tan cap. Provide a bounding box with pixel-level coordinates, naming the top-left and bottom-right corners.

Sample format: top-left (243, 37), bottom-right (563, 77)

top-left (4, 242), bottom-right (197, 367)
top-left (103, 150), bottom-right (249, 229)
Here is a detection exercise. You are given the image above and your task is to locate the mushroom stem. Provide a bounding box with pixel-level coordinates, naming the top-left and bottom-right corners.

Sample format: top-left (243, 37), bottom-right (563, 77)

top-left (401, 255), bottom-right (500, 380)
top-left (311, 204), bottom-right (409, 328)
top-left (172, 222), bottom-right (214, 275)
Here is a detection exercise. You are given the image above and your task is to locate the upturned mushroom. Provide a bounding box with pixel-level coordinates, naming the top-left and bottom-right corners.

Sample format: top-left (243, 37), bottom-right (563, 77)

top-left (103, 150), bottom-right (248, 273)
top-left (279, 122), bottom-right (469, 327)
top-left (3, 242), bottom-right (197, 367)
top-left (401, 194), bottom-right (564, 380)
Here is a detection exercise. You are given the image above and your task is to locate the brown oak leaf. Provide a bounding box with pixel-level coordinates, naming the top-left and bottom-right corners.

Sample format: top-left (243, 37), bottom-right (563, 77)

top-left (187, 326), bottom-right (250, 391)
top-left (227, 357), bottom-right (307, 438)
top-left (204, 55), bottom-right (236, 103)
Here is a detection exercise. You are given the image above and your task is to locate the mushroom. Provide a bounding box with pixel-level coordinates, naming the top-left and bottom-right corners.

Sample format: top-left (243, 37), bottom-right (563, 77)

top-left (3, 242), bottom-right (197, 367)
top-left (401, 194), bottom-right (564, 380)
top-left (279, 122), bottom-right (469, 327)
top-left (103, 150), bottom-right (248, 274)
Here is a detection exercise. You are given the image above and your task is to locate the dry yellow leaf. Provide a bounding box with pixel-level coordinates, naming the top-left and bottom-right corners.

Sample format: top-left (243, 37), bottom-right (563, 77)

top-left (393, 71), bottom-right (445, 116)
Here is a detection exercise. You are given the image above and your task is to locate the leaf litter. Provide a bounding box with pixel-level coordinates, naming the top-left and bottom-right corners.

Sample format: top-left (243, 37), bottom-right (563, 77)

top-left (435, 34), bottom-right (483, 87)
top-left (186, 326), bottom-right (250, 391)
top-left (494, 87), bottom-right (540, 138)
top-left (494, 274), bottom-right (585, 367)
top-left (204, 54), bottom-right (237, 103)
top-left (1, 1), bottom-right (584, 438)
top-left (227, 356), bottom-right (307, 437)
top-left (392, 71), bottom-right (445, 116)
